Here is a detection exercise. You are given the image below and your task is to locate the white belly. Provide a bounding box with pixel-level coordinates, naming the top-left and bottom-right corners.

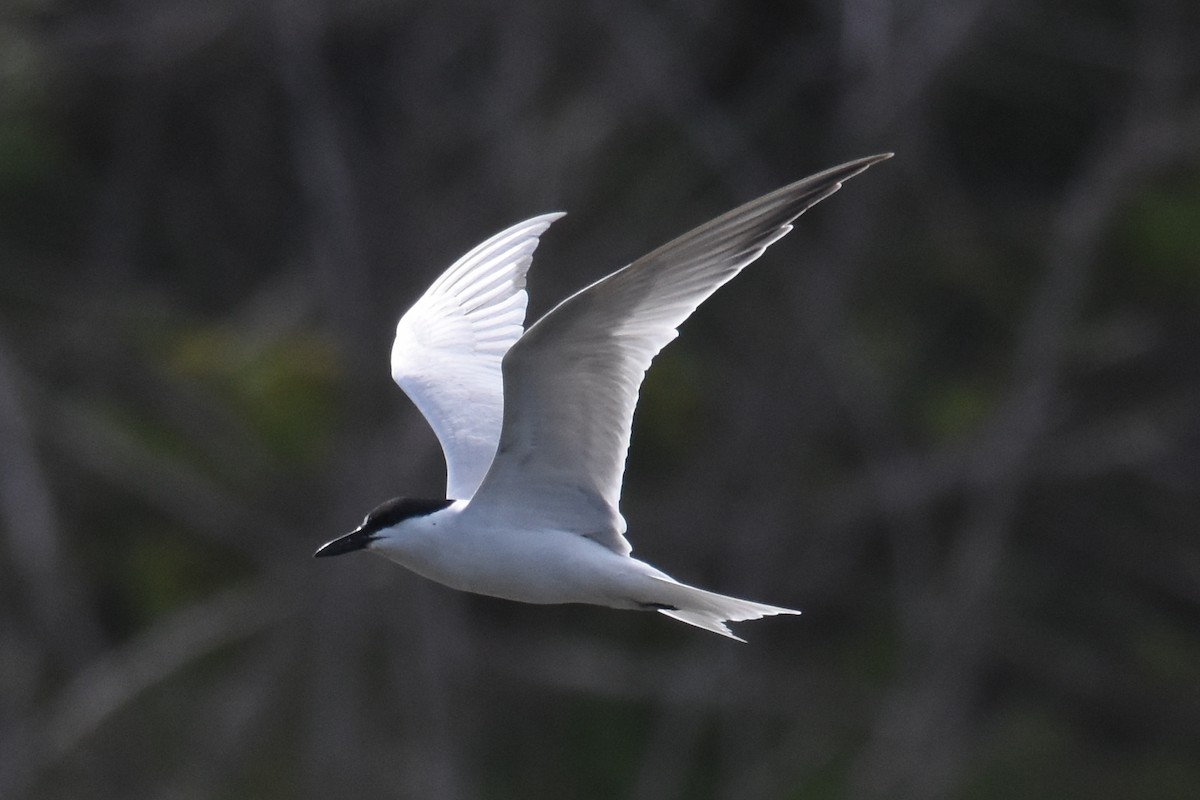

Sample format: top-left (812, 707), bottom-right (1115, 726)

top-left (371, 512), bottom-right (666, 609)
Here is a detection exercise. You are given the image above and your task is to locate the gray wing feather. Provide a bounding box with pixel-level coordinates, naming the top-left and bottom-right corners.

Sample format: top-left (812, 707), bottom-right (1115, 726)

top-left (467, 155), bottom-right (891, 553)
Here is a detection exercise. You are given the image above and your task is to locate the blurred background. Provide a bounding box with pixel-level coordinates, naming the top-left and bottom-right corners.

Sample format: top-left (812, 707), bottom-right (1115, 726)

top-left (2, 1), bottom-right (1199, 798)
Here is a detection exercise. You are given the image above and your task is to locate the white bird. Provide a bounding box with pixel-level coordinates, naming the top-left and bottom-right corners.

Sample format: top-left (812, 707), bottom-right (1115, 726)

top-left (316, 154), bottom-right (891, 640)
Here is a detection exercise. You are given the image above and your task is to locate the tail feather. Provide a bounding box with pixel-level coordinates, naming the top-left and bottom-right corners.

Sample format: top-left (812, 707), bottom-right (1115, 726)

top-left (648, 576), bottom-right (800, 642)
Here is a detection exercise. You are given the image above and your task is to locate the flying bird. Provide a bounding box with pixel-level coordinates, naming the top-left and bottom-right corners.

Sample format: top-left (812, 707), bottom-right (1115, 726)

top-left (315, 154), bottom-right (891, 640)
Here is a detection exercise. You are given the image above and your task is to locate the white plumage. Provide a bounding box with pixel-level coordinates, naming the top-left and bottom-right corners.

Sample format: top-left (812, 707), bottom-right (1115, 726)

top-left (317, 154), bottom-right (891, 640)
top-left (391, 213), bottom-right (563, 501)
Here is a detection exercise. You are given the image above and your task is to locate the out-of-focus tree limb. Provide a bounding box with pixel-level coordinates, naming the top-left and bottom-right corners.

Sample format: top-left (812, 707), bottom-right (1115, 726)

top-left (0, 574), bottom-right (299, 799)
top-left (0, 337), bottom-right (104, 665)
top-left (849, 54), bottom-right (1200, 800)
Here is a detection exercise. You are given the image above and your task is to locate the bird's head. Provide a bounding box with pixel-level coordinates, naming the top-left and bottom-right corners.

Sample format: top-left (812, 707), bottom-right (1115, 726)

top-left (313, 496), bottom-right (454, 557)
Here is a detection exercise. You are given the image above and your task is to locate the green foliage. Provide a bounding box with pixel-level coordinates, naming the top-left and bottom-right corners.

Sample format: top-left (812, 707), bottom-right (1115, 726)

top-left (1115, 174), bottom-right (1200, 302)
top-left (166, 323), bottom-right (342, 467)
top-left (2, 1), bottom-right (1199, 798)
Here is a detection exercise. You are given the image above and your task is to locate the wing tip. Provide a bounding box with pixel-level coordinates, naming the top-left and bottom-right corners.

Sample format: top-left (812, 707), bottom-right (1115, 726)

top-left (523, 211), bottom-right (567, 232)
top-left (855, 152), bottom-right (895, 168)
top-left (823, 151), bottom-right (894, 187)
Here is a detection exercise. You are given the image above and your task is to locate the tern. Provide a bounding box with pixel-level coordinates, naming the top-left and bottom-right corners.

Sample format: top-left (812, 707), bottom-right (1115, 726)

top-left (316, 154), bottom-right (890, 640)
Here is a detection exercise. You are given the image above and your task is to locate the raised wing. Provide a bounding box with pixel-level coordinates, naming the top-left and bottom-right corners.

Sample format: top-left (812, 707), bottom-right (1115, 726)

top-left (465, 155), bottom-right (891, 553)
top-left (391, 213), bottom-right (564, 500)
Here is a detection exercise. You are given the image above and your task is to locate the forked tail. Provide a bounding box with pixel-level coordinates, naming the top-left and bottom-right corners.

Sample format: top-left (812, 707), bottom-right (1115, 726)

top-left (647, 576), bottom-right (800, 642)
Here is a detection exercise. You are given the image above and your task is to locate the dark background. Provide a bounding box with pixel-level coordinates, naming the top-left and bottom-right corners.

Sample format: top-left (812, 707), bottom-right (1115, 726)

top-left (2, 1), bottom-right (1198, 798)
